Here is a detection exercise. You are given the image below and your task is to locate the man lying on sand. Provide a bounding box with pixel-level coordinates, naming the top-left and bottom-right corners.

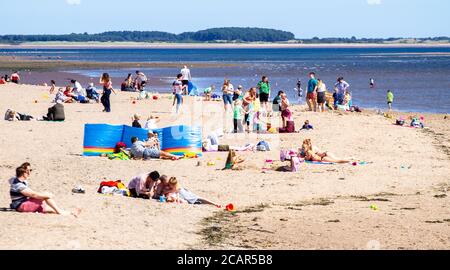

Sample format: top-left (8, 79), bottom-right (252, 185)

top-left (9, 163), bottom-right (80, 216)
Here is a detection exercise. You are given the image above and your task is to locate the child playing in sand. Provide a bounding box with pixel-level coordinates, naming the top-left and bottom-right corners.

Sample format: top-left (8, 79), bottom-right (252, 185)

top-left (132, 114), bottom-right (142, 128)
top-left (253, 110), bottom-right (262, 133)
top-left (161, 177), bottom-right (221, 207)
top-left (233, 99), bottom-right (244, 133)
top-left (224, 149), bottom-right (245, 170)
top-left (144, 115), bottom-right (160, 130)
top-left (300, 120), bottom-right (314, 130)
top-left (204, 85), bottom-right (215, 101)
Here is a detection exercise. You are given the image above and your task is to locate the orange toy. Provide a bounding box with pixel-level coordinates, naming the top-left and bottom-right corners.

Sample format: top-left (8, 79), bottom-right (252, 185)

top-left (225, 203), bottom-right (236, 212)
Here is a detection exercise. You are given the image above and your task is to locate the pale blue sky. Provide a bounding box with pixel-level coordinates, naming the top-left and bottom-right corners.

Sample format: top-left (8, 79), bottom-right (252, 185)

top-left (1, 0), bottom-right (449, 38)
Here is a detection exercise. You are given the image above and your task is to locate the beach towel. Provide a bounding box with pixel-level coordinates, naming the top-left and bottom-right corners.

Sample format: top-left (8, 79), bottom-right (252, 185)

top-left (305, 160), bottom-right (335, 165)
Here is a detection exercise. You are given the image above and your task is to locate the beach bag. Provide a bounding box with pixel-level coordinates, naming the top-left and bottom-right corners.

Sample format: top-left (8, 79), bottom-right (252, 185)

top-left (291, 156), bottom-right (301, 172)
top-left (97, 180), bottom-right (121, 193)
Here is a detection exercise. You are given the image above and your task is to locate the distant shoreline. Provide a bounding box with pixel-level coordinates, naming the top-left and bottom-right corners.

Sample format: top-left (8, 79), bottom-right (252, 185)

top-left (1, 41), bottom-right (450, 49)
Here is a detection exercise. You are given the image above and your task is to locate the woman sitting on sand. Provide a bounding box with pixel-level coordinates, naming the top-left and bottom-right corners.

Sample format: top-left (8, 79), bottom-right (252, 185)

top-left (145, 131), bottom-right (161, 150)
top-left (130, 136), bottom-right (181, 160)
top-left (9, 163), bottom-right (80, 216)
top-left (301, 139), bottom-right (351, 164)
top-left (121, 73), bottom-right (135, 92)
top-left (223, 149), bottom-right (245, 170)
top-left (157, 176), bottom-right (221, 207)
top-left (54, 88), bottom-right (73, 103)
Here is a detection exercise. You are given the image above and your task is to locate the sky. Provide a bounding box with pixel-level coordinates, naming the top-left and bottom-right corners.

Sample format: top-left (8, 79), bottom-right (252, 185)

top-left (1, 0), bottom-right (449, 38)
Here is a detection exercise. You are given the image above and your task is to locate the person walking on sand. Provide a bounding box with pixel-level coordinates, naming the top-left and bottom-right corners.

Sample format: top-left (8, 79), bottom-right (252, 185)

top-left (99, 73), bottom-right (116, 112)
top-left (257, 76), bottom-right (271, 112)
top-left (9, 164), bottom-right (80, 216)
top-left (306, 72), bottom-right (318, 112)
top-left (172, 73), bottom-right (186, 114)
top-left (387, 90), bottom-right (394, 111)
top-left (181, 65), bottom-right (192, 94)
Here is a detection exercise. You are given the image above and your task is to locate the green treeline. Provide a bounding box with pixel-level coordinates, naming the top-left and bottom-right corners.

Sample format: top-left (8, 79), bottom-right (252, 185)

top-left (0, 28), bottom-right (295, 44)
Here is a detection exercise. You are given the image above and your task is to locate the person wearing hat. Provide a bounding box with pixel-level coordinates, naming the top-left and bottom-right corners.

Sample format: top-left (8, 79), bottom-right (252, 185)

top-left (233, 85), bottom-right (244, 101)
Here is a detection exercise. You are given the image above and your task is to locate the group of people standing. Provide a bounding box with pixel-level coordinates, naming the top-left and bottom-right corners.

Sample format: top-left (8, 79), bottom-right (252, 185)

top-left (219, 75), bottom-right (295, 133)
top-left (305, 72), bottom-right (352, 112)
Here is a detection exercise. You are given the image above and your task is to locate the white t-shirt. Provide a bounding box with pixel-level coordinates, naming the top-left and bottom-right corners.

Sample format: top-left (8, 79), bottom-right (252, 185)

top-left (223, 84), bottom-right (234, 95)
top-left (181, 68), bottom-right (191, 81)
top-left (73, 82), bottom-right (85, 96)
top-left (172, 80), bottom-right (183, 94)
top-left (317, 83), bottom-right (327, 93)
top-left (144, 119), bottom-right (158, 130)
top-left (136, 73), bottom-right (147, 83)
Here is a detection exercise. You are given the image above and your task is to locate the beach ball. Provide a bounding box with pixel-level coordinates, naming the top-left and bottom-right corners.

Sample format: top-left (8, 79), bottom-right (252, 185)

top-left (152, 95), bottom-right (158, 100)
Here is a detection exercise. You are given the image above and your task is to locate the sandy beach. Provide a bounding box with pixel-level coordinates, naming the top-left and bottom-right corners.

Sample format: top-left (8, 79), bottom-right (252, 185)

top-left (0, 83), bottom-right (449, 250)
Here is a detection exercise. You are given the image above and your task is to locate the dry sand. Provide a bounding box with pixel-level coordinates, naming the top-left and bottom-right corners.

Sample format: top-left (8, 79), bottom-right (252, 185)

top-left (0, 83), bottom-right (449, 250)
